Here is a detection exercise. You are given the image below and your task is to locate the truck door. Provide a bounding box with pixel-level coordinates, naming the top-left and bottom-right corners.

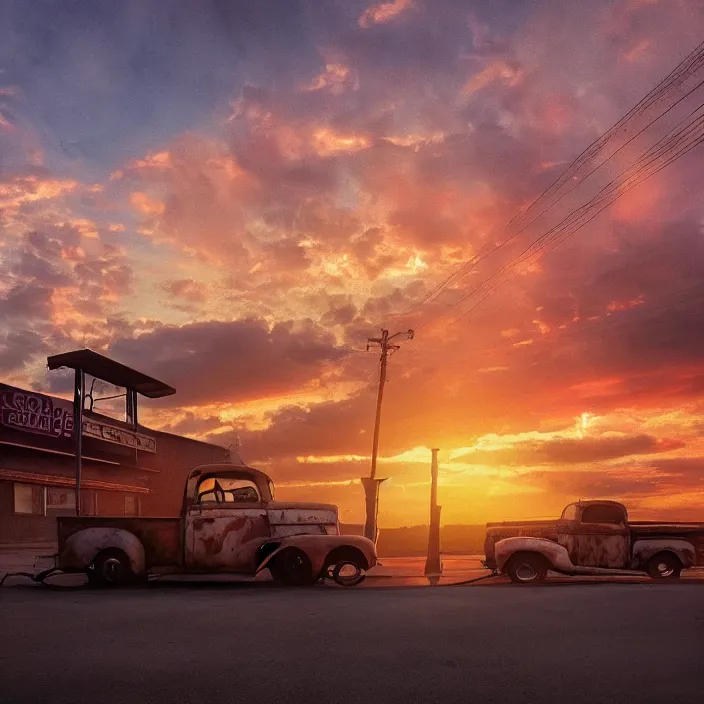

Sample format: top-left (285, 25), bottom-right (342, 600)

top-left (572, 504), bottom-right (630, 568)
top-left (185, 477), bottom-right (270, 572)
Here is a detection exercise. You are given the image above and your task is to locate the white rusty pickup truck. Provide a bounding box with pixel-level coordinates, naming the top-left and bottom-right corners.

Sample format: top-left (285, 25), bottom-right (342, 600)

top-left (57, 463), bottom-right (376, 587)
top-left (484, 499), bottom-right (704, 584)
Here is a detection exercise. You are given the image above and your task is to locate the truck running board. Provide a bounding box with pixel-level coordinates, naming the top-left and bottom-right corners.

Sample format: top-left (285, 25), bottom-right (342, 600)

top-left (567, 567), bottom-right (645, 577)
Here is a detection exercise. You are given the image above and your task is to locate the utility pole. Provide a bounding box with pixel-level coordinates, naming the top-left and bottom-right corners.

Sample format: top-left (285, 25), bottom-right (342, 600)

top-left (72, 368), bottom-right (84, 516)
top-left (362, 328), bottom-right (414, 543)
top-left (424, 448), bottom-right (442, 584)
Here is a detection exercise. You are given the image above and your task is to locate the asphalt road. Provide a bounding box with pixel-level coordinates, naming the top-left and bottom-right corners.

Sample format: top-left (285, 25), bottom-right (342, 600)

top-left (1, 581), bottom-right (703, 704)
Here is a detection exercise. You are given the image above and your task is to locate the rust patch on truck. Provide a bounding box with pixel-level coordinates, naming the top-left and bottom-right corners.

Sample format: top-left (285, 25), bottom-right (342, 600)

top-left (200, 516), bottom-right (269, 556)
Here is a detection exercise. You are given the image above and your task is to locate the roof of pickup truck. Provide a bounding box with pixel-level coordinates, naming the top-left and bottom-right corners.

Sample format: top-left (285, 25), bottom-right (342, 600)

top-left (187, 462), bottom-right (271, 482)
top-left (571, 499), bottom-right (626, 508)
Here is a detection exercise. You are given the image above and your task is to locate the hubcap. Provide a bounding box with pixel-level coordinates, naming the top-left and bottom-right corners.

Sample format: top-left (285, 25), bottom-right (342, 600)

top-left (657, 562), bottom-right (674, 577)
top-left (102, 557), bottom-right (124, 583)
top-left (287, 554), bottom-right (304, 572)
top-left (515, 562), bottom-right (538, 582)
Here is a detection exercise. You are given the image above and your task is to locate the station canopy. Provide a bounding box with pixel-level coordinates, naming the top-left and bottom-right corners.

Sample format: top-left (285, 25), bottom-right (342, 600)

top-left (47, 349), bottom-right (176, 399)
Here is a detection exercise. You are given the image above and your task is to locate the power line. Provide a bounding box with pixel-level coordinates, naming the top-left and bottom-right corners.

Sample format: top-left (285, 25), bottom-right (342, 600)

top-left (445, 99), bottom-right (704, 325)
top-left (410, 40), bottom-right (704, 315)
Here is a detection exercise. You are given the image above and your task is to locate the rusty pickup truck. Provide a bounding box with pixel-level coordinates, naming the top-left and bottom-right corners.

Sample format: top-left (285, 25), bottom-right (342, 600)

top-left (484, 499), bottom-right (704, 584)
top-left (57, 463), bottom-right (376, 587)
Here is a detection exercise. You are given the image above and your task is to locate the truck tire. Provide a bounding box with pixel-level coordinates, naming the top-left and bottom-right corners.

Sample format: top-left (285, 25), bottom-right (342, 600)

top-left (87, 549), bottom-right (135, 588)
top-left (646, 552), bottom-right (682, 580)
top-left (506, 553), bottom-right (548, 584)
top-left (269, 548), bottom-right (317, 587)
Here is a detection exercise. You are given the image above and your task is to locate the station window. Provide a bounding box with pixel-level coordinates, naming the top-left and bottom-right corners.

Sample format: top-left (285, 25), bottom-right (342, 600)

top-left (124, 495), bottom-right (139, 516)
top-left (47, 488), bottom-right (76, 511)
top-left (81, 491), bottom-right (98, 516)
top-left (13, 483), bottom-right (46, 516)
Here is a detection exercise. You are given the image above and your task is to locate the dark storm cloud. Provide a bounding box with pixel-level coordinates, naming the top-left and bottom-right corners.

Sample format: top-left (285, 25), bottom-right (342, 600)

top-left (108, 318), bottom-right (346, 406)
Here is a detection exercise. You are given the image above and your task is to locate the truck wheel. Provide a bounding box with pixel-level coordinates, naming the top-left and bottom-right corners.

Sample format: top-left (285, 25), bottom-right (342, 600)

top-left (646, 552), bottom-right (682, 580)
top-left (269, 548), bottom-right (317, 587)
top-left (506, 553), bottom-right (548, 584)
top-left (87, 549), bottom-right (134, 588)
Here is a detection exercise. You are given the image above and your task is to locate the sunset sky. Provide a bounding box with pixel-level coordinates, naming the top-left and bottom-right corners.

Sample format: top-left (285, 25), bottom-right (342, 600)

top-left (3, 0), bottom-right (704, 527)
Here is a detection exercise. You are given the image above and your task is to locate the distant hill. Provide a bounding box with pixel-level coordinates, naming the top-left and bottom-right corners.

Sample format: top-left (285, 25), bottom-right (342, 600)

top-left (341, 523), bottom-right (486, 557)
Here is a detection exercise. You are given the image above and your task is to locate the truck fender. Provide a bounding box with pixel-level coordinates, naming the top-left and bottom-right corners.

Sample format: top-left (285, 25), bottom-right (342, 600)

top-left (256, 535), bottom-right (376, 576)
top-left (631, 539), bottom-right (696, 570)
top-left (495, 536), bottom-right (575, 574)
top-left (61, 528), bottom-right (146, 575)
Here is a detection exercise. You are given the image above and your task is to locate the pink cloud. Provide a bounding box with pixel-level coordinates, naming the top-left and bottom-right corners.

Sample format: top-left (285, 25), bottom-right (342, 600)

top-left (358, 0), bottom-right (413, 28)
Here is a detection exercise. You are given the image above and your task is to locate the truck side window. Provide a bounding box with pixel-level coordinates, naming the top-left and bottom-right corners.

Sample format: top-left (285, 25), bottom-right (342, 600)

top-left (197, 477), bottom-right (261, 504)
top-left (580, 505), bottom-right (624, 525)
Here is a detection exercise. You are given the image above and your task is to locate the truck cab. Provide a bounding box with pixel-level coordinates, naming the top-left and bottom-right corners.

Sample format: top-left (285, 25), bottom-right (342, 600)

top-left (557, 500), bottom-right (630, 569)
top-left (181, 464), bottom-right (341, 573)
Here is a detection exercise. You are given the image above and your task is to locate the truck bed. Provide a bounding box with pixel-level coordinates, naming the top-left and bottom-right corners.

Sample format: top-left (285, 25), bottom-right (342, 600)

top-left (629, 521), bottom-right (704, 556)
top-left (57, 516), bottom-right (183, 568)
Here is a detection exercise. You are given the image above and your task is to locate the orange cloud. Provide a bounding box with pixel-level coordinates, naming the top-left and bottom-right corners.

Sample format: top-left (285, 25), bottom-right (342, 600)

top-left (0, 111), bottom-right (13, 131)
top-left (130, 191), bottom-right (165, 216)
top-left (0, 175), bottom-right (77, 214)
top-left (622, 38), bottom-right (651, 62)
top-left (383, 132), bottom-right (446, 151)
top-left (358, 0), bottom-right (412, 28)
top-left (611, 178), bottom-right (661, 221)
top-left (312, 128), bottom-right (371, 156)
top-left (65, 218), bottom-right (99, 240)
top-left (607, 296), bottom-right (645, 312)
top-left (463, 60), bottom-right (522, 96)
top-left (300, 64), bottom-right (357, 93)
